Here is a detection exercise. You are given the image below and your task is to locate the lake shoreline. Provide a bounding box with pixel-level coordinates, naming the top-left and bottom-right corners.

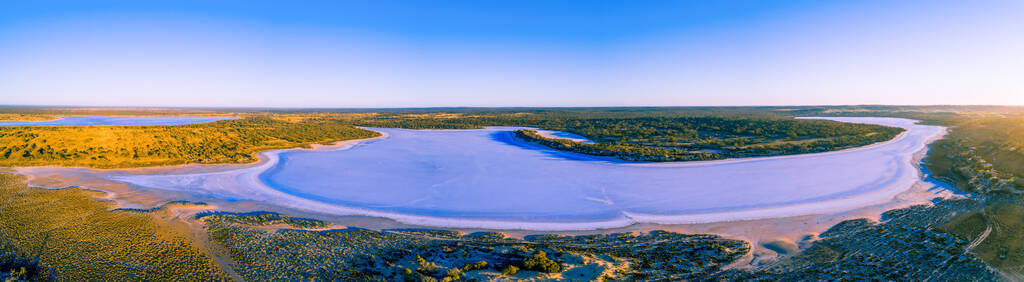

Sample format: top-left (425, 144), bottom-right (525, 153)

top-left (9, 117), bottom-right (960, 262)
top-left (13, 117), bottom-right (948, 232)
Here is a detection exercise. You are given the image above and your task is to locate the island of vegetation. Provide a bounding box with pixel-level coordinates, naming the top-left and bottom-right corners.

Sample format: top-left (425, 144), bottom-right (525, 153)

top-left (512, 116), bottom-right (902, 161)
top-left (515, 116), bottom-right (906, 161)
top-left (350, 109), bottom-right (905, 162)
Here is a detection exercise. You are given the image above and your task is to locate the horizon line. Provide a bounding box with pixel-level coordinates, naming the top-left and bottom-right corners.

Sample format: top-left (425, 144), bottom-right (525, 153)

top-left (1, 104), bottom-right (1023, 111)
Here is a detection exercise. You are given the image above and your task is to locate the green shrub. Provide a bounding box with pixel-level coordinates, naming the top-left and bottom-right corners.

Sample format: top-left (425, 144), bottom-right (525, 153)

top-left (501, 265), bottom-right (519, 276)
top-left (463, 260), bottom-right (487, 271)
top-left (523, 250), bottom-right (561, 273)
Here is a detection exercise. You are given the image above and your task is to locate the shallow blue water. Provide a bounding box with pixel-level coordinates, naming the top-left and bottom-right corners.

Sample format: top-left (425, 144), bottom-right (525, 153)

top-left (0, 116), bottom-right (234, 126)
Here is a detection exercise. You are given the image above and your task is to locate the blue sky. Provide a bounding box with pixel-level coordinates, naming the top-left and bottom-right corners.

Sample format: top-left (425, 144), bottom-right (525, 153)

top-left (1, 0), bottom-right (1021, 107)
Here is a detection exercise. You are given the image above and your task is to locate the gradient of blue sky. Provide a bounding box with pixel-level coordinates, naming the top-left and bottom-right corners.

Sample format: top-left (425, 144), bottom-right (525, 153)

top-left (1, 0), bottom-right (1021, 107)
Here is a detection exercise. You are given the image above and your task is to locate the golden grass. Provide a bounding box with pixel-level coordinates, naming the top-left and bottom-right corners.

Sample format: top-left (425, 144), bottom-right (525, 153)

top-left (0, 114), bottom-right (55, 122)
top-left (0, 116), bottom-right (378, 168)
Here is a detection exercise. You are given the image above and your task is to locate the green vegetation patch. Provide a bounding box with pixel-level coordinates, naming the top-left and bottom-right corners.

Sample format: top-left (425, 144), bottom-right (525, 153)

top-left (204, 215), bottom-right (749, 281)
top-left (943, 200), bottom-right (1024, 273)
top-left (916, 112), bottom-right (1024, 278)
top-left (0, 116), bottom-right (379, 168)
top-left (720, 199), bottom-right (999, 280)
top-left (0, 107), bottom-right (906, 167)
top-left (517, 129), bottom-right (718, 161)
top-left (0, 113), bottom-right (55, 122)
top-left (0, 173), bottom-right (230, 280)
top-left (197, 211), bottom-right (329, 229)
top-left (925, 115), bottom-right (1024, 194)
top-left (355, 109), bottom-right (905, 162)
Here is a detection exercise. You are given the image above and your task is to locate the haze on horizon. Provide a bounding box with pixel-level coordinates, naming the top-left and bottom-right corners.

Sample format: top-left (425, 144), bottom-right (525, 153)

top-left (1, 0), bottom-right (1022, 108)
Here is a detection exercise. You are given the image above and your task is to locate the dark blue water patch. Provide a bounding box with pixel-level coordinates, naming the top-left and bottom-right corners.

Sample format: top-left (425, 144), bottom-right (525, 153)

top-left (919, 163), bottom-right (969, 196)
top-left (488, 130), bottom-right (617, 162)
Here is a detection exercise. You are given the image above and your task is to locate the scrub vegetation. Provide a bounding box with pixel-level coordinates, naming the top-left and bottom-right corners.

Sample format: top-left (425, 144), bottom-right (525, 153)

top-left (718, 198), bottom-right (1001, 280)
top-left (0, 116), bottom-right (379, 168)
top-left (195, 211), bottom-right (329, 229)
top-left (0, 173), bottom-right (230, 280)
top-left (1, 239), bottom-right (40, 281)
top-left (0, 114), bottom-right (54, 122)
top-left (4, 106), bottom-right (1024, 280)
top-left (0, 107), bottom-right (904, 168)
top-left (703, 107), bottom-right (1024, 280)
top-left (926, 115), bottom-right (1024, 193)
top-left (917, 113), bottom-right (1024, 278)
top-left (352, 108), bottom-right (905, 162)
top-left (202, 213), bottom-right (749, 281)
top-left (724, 106), bottom-right (1024, 280)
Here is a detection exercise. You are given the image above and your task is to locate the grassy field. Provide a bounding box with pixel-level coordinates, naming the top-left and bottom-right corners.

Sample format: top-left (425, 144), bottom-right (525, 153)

top-left (943, 200), bottom-right (1024, 274)
top-left (0, 113), bottom-right (55, 121)
top-left (0, 116), bottom-right (379, 168)
top-left (0, 173), bottom-right (230, 280)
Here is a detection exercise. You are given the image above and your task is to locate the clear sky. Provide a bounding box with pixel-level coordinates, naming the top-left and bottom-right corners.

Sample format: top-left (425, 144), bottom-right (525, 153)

top-left (1, 0), bottom-right (1021, 107)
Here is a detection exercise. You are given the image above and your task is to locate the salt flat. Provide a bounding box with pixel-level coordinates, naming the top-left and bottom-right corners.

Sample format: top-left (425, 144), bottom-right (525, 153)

top-left (105, 117), bottom-right (946, 230)
top-left (0, 116), bottom-right (234, 126)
